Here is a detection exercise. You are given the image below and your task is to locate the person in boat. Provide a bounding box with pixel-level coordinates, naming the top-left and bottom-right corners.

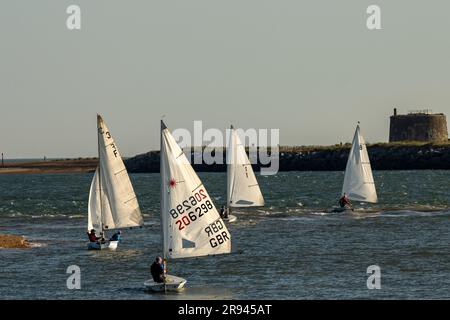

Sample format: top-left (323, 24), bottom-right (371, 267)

top-left (220, 205), bottom-right (229, 219)
top-left (338, 193), bottom-right (352, 209)
top-left (223, 207), bottom-right (229, 219)
top-left (98, 232), bottom-right (106, 244)
top-left (150, 256), bottom-right (166, 283)
top-left (87, 229), bottom-right (100, 243)
top-left (109, 230), bottom-right (122, 242)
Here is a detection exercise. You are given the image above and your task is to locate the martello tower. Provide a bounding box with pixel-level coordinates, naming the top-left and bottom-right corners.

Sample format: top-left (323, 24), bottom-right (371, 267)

top-left (389, 108), bottom-right (448, 142)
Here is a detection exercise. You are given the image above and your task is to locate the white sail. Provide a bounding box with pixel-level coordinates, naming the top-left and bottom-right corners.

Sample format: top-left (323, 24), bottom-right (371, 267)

top-left (160, 121), bottom-right (231, 259)
top-left (342, 124), bottom-right (378, 203)
top-left (87, 115), bottom-right (144, 231)
top-left (227, 126), bottom-right (264, 207)
top-left (88, 167), bottom-right (114, 231)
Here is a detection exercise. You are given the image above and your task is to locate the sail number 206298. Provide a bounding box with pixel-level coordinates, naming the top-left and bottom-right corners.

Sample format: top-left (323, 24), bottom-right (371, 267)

top-left (170, 189), bottom-right (213, 230)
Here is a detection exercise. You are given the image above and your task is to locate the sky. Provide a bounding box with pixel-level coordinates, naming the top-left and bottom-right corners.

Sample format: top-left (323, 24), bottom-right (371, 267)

top-left (1, 0), bottom-right (450, 158)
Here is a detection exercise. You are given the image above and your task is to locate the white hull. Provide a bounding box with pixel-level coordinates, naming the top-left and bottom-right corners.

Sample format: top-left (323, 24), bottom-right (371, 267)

top-left (87, 240), bottom-right (119, 251)
top-left (224, 215), bottom-right (237, 223)
top-left (144, 275), bottom-right (187, 293)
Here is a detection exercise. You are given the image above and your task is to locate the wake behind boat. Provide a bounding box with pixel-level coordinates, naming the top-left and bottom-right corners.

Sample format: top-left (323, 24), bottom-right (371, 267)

top-left (223, 215), bottom-right (237, 223)
top-left (86, 115), bottom-right (144, 250)
top-left (144, 121), bottom-right (232, 293)
top-left (330, 206), bottom-right (354, 213)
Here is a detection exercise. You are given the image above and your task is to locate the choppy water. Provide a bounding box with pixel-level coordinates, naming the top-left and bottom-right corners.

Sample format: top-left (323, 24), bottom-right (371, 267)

top-left (1, 171), bottom-right (450, 299)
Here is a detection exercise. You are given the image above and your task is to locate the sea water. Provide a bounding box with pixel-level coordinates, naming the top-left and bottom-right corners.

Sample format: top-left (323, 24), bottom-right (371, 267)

top-left (1, 171), bottom-right (450, 299)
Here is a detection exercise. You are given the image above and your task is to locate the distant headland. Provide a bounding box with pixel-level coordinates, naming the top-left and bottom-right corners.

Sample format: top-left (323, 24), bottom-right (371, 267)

top-left (2, 142), bottom-right (450, 175)
top-left (124, 142), bottom-right (450, 172)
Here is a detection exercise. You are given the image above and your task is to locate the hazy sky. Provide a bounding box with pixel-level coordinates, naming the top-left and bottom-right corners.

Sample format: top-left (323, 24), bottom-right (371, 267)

top-left (1, 1), bottom-right (450, 158)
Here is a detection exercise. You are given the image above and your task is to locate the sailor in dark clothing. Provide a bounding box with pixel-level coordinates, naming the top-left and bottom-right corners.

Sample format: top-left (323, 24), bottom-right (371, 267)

top-left (109, 230), bottom-right (121, 242)
top-left (87, 229), bottom-right (99, 242)
top-left (223, 207), bottom-right (229, 219)
top-left (220, 205), bottom-right (229, 219)
top-left (339, 193), bottom-right (352, 208)
top-left (150, 256), bottom-right (165, 283)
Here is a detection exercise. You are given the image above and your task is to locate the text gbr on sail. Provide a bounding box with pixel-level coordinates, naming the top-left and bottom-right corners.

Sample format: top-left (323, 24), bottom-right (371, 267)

top-left (205, 220), bottom-right (229, 248)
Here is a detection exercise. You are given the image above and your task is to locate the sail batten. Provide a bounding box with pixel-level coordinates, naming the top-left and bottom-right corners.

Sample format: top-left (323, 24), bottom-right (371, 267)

top-left (342, 124), bottom-right (378, 203)
top-left (227, 127), bottom-right (265, 208)
top-left (123, 196), bottom-right (138, 204)
top-left (114, 169), bottom-right (128, 175)
top-left (87, 115), bottom-right (144, 231)
top-left (191, 184), bottom-right (203, 192)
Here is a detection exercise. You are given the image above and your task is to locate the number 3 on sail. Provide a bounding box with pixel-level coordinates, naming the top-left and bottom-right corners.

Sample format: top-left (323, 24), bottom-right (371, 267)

top-left (87, 115), bottom-right (144, 250)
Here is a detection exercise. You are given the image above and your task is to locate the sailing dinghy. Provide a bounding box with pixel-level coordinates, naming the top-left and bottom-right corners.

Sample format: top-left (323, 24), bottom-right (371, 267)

top-left (333, 123), bottom-right (377, 213)
top-left (87, 115), bottom-right (144, 250)
top-left (144, 121), bottom-right (232, 292)
top-left (226, 125), bottom-right (265, 221)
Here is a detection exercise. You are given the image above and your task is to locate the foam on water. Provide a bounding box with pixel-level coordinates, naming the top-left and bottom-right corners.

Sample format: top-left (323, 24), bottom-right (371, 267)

top-left (308, 211), bottom-right (333, 216)
top-left (27, 242), bottom-right (48, 248)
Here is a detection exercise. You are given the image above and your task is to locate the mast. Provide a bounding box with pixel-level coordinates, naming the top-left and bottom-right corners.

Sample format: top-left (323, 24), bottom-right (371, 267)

top-left (97, 114), bottom-right (104, 234)
top-left (227, 125), bottom-right (234, 215)
top-left (160, 119), bottom-right (167, 291)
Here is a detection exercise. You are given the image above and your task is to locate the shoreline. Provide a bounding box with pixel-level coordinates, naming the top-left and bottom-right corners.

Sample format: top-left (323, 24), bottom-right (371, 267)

top-left (3, 141), bottom-right (450, 175)
top-left (0, 159), bottom-right (97, 175)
